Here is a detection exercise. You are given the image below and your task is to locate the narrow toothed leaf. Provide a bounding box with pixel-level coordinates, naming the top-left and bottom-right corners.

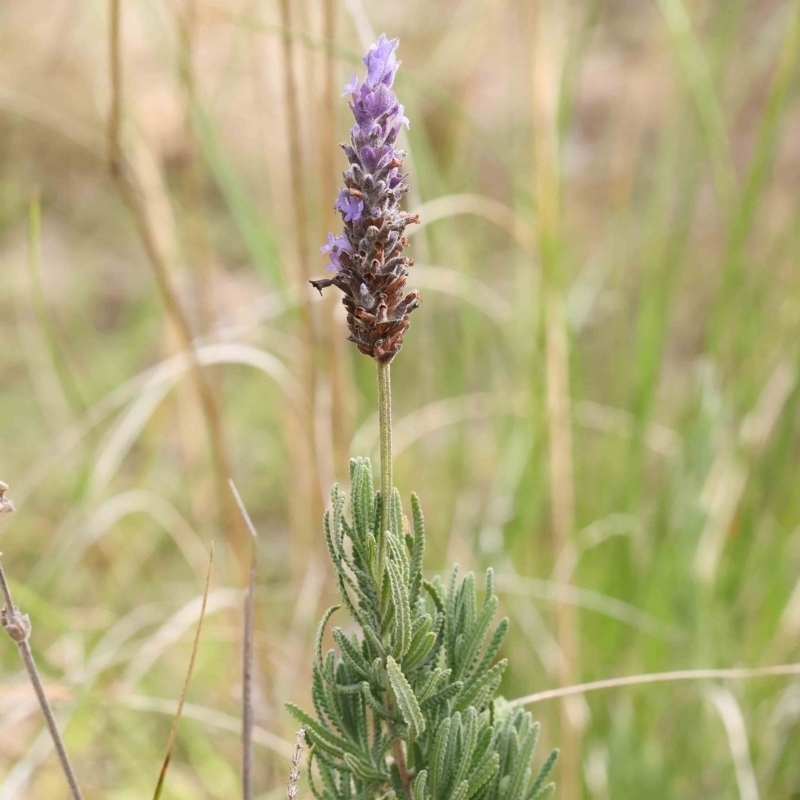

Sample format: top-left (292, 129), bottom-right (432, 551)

top-left (339, 566), bottom-right (379, 625)
top-left (386, 524), bottom-right (409, 570)
top-left (387, 558), bottom-right (411, 658)
top-left (451, 708), bottom-right (479, 787)
top-left (363, 622), bottom-right (386, 659)
top-left (389, 766), bottom-right (407, 800)
top-left (462, 573), bottom-right (477, 638)
top-left (366, 532), bottom-right (378, 576)
top-left (473, 617), bottom-right (509, 677)
top-left (311, 664), bottom-right (335, 727)
top-left (454, 594), bottom-right (498, 680)
top-left (471, 725), bottom-right (494, 770)
top-left (312, 746), bottom-right (340, 800)
top-left (423, 579), bottom-right (446, 613)
top-left (362, 458), bottom-right (375, 519)
top-left (334, 571), bottom-right (363, 628)
top-left (332, 485), bottom-right (347, 552)
top-left (386, 655), bottom-right (425, 742)
top-left (390, 486), bottom-right (404, 541)
top-left (351, 460), bottom-right (366, 543)
top-left (315, 605), bottom-right (341, 676)
top-left (483, 568), bottom-right (495, 609)
top-left (454, 659), bottom-right (507, 713)
top-left (411, 768), bottom-right (428, 800)
top-left (445, 566), bottom-right (461, 669)
top-left (430, 716), bottom-right (452, 800)
top-left (447, 780), bottom-right (469, 800)
top-left (286, 703), bottom-right (358, 760)
top-left (447, 565), bottom-right (459, 616)
top-left (530, 784), bottom-right (555, 800)
top-left (333, 628), bottom-right (372, 680)
top-left (403, 631), bottom-right (437, 671)
top-left (417, 667), bottom-right (451, 703)
top-left (446, 712), bottom-right (462, 784)
top-left (409, 493), bottom-right (426, 602)
top-left (527, 750), bottom-right (559, 800)
top-left (466, 752), bottom-right (500, 800)
top-left (506, 723), bottom-right (540, 800)
top-left (344, 753), bottom-right (388, 781)
top-left (373, 492), bottom-right (383, 539)
top-left (306, 748), bottom-right (325, 800)
top-left (420, 680), bottom-right (463, 711)
top-left (362, 682), bottom-right (399, 721)
top-left (371, 656), bottom-right (388, 690)
top-left (323, 508), bottom-right (336, 564)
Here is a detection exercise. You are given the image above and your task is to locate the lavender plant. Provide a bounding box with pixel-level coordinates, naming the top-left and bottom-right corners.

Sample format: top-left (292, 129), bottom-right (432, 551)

top-left (289, 36), bottom-right (557, 800)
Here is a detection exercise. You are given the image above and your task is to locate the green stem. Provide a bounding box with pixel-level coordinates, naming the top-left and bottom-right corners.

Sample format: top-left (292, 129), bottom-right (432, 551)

top-left (377, 363), bottom-right (412, 793)
top-left (377, 361), bottom-right (393, 535)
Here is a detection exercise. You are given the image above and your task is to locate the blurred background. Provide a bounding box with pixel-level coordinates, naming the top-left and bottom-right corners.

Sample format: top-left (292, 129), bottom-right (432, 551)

top-left (2, 0), bottom-right (800, 797)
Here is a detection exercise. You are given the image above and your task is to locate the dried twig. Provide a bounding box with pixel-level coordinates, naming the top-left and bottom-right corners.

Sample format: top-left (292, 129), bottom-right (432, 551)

top-left (509, 663), bottom-right (800, 707)
top-left (276, 0), bottom-right (327, 586)
top-left (152, 542), bottom-right (215, 800)
top-left (285, 729), bottom-right (305, 800)
top-left (107, 0), bottom-right (248, 580)
top-left (229, 480), bottom-right (259, 800)
top-left (0, 484), bottom-right (84, 800)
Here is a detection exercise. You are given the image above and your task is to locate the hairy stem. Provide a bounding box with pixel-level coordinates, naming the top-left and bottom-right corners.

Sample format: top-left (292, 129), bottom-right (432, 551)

top-left (376, 366), bottom-right (410, 792)
top-left (0, 560), bottom-right (85, 800)
top-left (377, 361), bottom-right (393, 534)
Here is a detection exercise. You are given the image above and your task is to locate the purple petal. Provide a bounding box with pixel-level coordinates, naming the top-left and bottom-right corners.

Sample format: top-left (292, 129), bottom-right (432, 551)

top-left (334, 189), bottom-right (364, 223)
top-left (362, 34), bottom-right (400, 89)
top-left (360, 145), bottom-right (378, 171)
top-left (391, 104), bottom-right (410, 132)
top-left (341, 74), bottom-right (359, 96)
top-left (319, 231), bottom-right (337, 254)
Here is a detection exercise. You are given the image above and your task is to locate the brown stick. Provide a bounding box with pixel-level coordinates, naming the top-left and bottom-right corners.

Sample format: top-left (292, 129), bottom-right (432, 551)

top-left (229, 481), bottom-right (259, 800)
top-left (1, 487), bottom-right (84, 800)
top-left (391, 735), bottom-right (413, 797)
top-left (107, 0), bottom-right (248, 581)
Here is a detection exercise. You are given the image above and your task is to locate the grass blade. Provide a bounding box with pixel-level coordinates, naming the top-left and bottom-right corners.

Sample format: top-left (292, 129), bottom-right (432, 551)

top-left (152, 542), bottom-right (214, 800)
top-left (229, 480), bottom-right (260, 800)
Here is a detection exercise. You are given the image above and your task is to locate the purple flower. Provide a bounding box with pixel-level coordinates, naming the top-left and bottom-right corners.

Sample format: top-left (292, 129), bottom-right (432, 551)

top-left (311, 35), bottom-right (419, 364)
top-left (390, 105), bottom-right (410, 132)
top-left (341, 74), bottom-right (359, 97)
top-left (334, 189), bottom-right (364, 222)
top-left (362, 34), bottom-right (400, 89)
top-left (320, 232), bottom-right (353, 271)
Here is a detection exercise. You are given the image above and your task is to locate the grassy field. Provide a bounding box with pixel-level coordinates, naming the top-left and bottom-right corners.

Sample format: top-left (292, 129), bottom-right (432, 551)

top-left (2, 0), bottom-right (800, 798)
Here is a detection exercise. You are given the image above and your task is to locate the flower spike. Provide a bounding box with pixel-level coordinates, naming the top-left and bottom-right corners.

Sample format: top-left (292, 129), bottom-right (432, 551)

top-left (311, 35), bottom-right (419, 364)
